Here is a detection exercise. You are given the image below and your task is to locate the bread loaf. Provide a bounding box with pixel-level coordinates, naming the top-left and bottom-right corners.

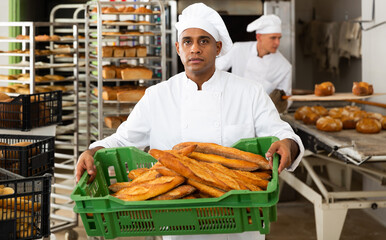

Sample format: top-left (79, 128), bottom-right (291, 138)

top-left (136, 46), bottom-right (147, 57)
top-left (102, 90), bottom-right (117, 100)
top-left (113, 175), bottom-right (185, 201)
top-left (151, 185), bottom-right (196, 200)
top-left (316, 116), bottom-right (343, 132)
top-left (356, 118), bottom-right (381, 134)
top-left (311, 106), bottom-right (328, 116)
top-left (121, 67), bottom-right (153, 80)
top-left (124, 46), bottom-right (136, 57)
top-left (104, 116), bottom-right (121, 128)
top-left (352, 82), bottom-right (373, 96)
top-left (113, 46), bottom-right (124, 57)
top-left (102, 46), bottom-right (114, 57)
top-left (44, 74), bottom-right (65, 81)
top-left (0, 75), bottom-right (17, 80)
top-left (0, 87), bottom-right (16, 93)
top-left (314, 81), bottom-right (335, 96)
top-left (294, 106), bottom-right (312, 120)
top-left (117, 89), bottom-right (145, 102)
top-left (102, 66), bottom-right (116, 79)
top-left (381, 116), bottom-right (386, 130)
top-left (302, 111), bottom-right (320, 125)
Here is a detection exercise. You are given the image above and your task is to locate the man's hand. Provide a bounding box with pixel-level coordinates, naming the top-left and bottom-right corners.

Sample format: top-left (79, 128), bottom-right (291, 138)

top-left (75, 147), bottom-right (104, 184)
top-left (269, 89), bottom-right (288, 113)
top-left (265, 139), bottom-right (299, 174)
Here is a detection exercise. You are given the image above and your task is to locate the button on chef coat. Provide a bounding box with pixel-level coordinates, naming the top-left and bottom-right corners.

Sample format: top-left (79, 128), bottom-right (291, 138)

top-left (216, 41), bottom-right (292, 96)
top-left (90, 69), bottom-right (304, 172)
top-left (89, 69), bottom-right (304, 240)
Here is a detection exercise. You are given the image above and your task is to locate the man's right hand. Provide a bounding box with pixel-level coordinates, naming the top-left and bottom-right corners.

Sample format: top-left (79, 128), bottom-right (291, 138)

top-left (76, 146), bottom-right (104, 184)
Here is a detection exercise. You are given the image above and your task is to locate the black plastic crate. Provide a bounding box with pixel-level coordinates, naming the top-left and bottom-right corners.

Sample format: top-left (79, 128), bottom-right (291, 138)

top-left (0, 135), bottom-right (55, 177)
top-left (0, 91), bottom-right (62, 131)
top-left (0, 168), bottom-right (51, 240)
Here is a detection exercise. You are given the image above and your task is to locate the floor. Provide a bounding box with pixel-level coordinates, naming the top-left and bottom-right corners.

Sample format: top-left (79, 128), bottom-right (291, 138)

top-left (53, 197), bottom-right (386, 240)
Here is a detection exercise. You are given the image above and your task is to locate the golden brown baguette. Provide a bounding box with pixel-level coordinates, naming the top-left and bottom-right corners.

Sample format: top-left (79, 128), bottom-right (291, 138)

top-left (153, 166), bottom-right (181, 177)
top-left (233, 170), bottom-right (269, 190)
top-left (128, 168), bottom-right (149, 180)
top-left (251, 171), bottom-right (272, 180)
top-left (187, 179), bottom-right (225, 198)
top-left (152, 149), bottom-right (231, 191)
top-left (113, 176), bottom-right (185, 201)
top-left (151, 185), bottom-right (196, 200)
top-left (202, 162), bottom-right (261, 191)
top-left (109, 170), bottom-right (162, 192)
top-left (189, 152), bottom-right (260, 171)
top-left (0, 207), bottom-right (33, 223)
top-left (173, 142), bottom-right (270, 170)
top-left (199, 162), bottom-right (246, 190)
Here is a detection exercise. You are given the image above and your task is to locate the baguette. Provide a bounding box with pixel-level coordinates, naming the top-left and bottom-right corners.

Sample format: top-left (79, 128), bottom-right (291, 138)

top-left (128, 168), bottom-right (149, 180)
top-left (151, 149), bottom-right (231, 191)
top-left (187, 179), bottom-right (225, 198)
top-left (151, 185), bottom-right (196, 200)
top-left (0, 207), bottom-right (33, 223)
top-left (113, 175), bottom-right (185, 201)
top-left (189, 152), bottom-right (260, 171)
top-left (153, 166), bottom-right (181, 177)
top-left (251, 171), bottom-right (272, 180)
top-left (233, 170), bottom-right (269, 189)
top-left (201, 162), bottom-right (261, 191)
top-left (199, 162), bottom-right (246, 190)
top-left (109, 169), bottom-right (161, 192)
top-left (173, 142), bottom-right (270, 170)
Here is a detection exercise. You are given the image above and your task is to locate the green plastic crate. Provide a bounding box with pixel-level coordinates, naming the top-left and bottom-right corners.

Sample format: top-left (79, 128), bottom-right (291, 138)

top-left (71, 137), bottom-right (280, 238)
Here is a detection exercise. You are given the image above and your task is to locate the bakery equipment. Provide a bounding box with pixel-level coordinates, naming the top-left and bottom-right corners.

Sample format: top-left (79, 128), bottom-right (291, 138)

top-left (280, 111), bottom-right (386, 240)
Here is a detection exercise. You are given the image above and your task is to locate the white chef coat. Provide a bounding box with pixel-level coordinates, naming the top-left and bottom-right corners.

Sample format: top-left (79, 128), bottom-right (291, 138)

top-left (89, 69), bottom-right (304, 240)
top-left (216, 41), bottom-right (292, 96)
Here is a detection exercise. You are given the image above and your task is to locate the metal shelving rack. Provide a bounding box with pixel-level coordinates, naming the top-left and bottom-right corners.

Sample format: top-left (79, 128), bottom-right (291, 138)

top-left (0, 21), bottom-right (80, 238)
top-left (84, 0), bottom-right (167, 144)
top-left (47, 10), bottom-right (83, 235)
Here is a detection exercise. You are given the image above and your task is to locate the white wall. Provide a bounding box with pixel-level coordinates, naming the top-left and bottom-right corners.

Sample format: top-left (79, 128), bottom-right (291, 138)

top-left (361, 0), bottom-right (386, 226)
top-left (0, 1), bottom-right (8, 76)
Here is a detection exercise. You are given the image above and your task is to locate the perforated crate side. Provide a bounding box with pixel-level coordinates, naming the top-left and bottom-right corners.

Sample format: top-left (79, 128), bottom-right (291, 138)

top-left (0, 169), bottom-right (51, 240)
top-left (0, 134), bottom-right (55, 177)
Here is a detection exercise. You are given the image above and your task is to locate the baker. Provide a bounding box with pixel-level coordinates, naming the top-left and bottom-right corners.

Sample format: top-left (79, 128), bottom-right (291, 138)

top-left (216, 14), bottom-right (291, 112)
top-left (76, 3), bottom-right (304, 240)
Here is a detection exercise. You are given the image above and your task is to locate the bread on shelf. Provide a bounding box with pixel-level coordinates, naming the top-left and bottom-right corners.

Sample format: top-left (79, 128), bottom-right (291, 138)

top-left (134, 6), bottom-right (153, 13)
top-left (117, 88), bottom-right (146, 102)
top-left (102, 90), bottom-right (118, 101)
top-left (44, 75), bottom-right (65, 81)
top-left (121, 67), bottom-right (153, 80)
top-left (113, 46), bottom-right (124, 57)
top-left (352, 82), bottom-right (373, 96)
top-left (101, 46), bottom-right (114, 57)
top-left (124, 46), bottom-right (136, 57)
top-left (0, 87), bottom-right (16, 93)
top-left (104, 116), bottom-right (122, 129)
top-left (381, 116), bottom-right (386, 130)
top-left (0, 75), bottom-right (17, 80)
top-left (314, 81), bottom-right (335, 96)
top-left (136, 46), bottom-right (147, 57)
top-left (102, 65), bottom-right (116, 79)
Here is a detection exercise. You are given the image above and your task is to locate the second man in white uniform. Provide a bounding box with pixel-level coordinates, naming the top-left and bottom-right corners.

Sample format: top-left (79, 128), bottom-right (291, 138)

top-left (216, 14), bottom-right (292, 98)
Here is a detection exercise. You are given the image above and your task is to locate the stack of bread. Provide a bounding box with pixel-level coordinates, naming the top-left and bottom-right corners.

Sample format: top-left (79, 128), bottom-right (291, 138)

top-left (93, 85), bottom-right (147, 102)
top-left (93, 5), bottom-right (153, 14)
top-left (99, 45), bottom-right (147, 58)
top-left (16, 34), bottom-right (61, 41)
top-left (102, 65), bottom-right (153, 80)
top-left (0, 185), bottom-right (40, 238)
top-left (294, 105), bottom-right (386, 133)
top-left (109, 142), bottom-right (272, 201)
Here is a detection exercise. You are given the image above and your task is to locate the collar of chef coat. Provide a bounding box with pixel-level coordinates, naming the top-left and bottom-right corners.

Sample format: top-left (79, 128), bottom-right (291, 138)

top-left (183, 69), bottom-right (222, 92)
top-left (254, 41), bottom-right (275, 60)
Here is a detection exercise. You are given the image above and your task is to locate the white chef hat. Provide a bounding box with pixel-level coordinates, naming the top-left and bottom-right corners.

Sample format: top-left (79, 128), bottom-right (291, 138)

top-left (246, 14), bottom-right (282, 34)
top-left (175, 3), bottom-right (232, 56)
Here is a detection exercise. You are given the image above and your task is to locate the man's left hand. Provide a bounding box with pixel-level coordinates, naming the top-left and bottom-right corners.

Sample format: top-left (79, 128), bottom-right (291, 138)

top-left (265, 138), bottom-right (299, 174)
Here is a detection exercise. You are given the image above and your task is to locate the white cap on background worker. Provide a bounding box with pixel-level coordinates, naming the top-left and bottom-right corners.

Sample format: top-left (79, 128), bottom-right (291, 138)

top-left (246, 14), bottom-right (282, 34)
